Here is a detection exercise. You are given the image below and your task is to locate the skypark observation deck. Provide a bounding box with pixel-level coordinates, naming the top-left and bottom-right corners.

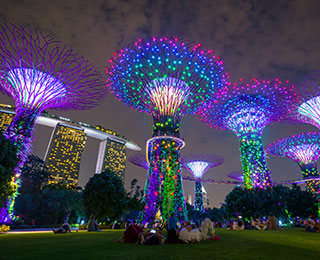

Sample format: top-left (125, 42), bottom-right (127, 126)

top-left (0, 104), bottom-right (140, 151)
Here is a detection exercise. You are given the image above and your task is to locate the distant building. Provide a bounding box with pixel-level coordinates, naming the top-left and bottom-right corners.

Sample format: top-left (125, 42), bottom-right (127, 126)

top-left (0, 104), bottom-right (140, 187)
top-left (95, 137), bottom-right (126, 182)
top-left (0, 107), bottom-right (14, 133)
top-left (202, 186), bottom-right (210, 209)
top-left (44, 123), bottom-right (87, 188)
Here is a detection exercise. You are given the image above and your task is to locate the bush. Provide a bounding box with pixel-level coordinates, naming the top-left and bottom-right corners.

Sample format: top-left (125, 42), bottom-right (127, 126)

top-left (0, 224), bottom-right (10, 233)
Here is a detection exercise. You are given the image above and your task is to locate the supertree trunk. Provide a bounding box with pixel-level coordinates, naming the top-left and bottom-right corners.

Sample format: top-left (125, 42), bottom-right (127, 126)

top-left (239, 134), bottom-right (272, 189)
top-left (140, 138), bottom-right (162, 224)
top-left (0, 107), bottom-right (40, 223)
top-left (299, 163), bottom-right (320, 216)
top-left (141, 135), bottom-right (187, 223)
top-left (194, 180), bottom-right (204, 212)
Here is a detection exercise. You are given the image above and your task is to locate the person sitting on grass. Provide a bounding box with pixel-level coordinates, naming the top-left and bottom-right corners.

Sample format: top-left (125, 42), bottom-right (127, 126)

top-left (267, 213), bottom-right (278, 230)
top-left (215, 220), bottom-right (222, 228)
top-left (232, 216), bottom-right (245, 231)
top-left (316, 219), bottom-right (320, 233)
top-left (165, 213), bottom-right (180, 243)
top-left (199, 218), bottom-right (220, 240)
top-left (87, 215), bottom-right (101, 232)
top-left (306, 218), bottom-right (317, 232)
top-left (255, 218), bottom-right (267, 230)
top-left (52, 223), bottom-right (71, 234)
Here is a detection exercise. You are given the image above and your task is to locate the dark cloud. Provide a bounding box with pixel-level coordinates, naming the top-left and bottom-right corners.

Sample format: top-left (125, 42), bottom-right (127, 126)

top-left (0, 0), bottom-right (320, 207)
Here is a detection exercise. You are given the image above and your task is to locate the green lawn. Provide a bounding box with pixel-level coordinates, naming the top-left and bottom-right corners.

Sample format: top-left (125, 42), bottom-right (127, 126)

top-left (0, 228), bottom-right (319, 260)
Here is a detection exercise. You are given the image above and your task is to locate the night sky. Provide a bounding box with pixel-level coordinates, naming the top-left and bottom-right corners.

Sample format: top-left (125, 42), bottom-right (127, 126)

top-left (0, 0), bottom-right (320, 207)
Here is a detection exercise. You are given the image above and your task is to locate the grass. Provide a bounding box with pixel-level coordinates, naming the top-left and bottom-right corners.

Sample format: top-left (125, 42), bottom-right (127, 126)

top-left (0, 228), bottom-right (319, 260)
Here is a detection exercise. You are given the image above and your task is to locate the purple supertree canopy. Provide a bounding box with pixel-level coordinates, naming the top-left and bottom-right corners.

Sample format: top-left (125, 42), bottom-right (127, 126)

top-left (181, 154), bottom-right (225, 179)
top-left (198, 78), bottom-right (300, 136)
top-left (266, 132), bottom-right (320, 164)
top-left (0, 23), bottom-right (106, 223)
top-left (106, 37), bottom-right (228, 121)
top-left (128, 154), bottom-right (149, 170)
top-left (227, 171), bottom-right (244, 182)
top-left (0, 23), bottom-right (106, 111)
top-left (129, 154), bottom-right (239, 185)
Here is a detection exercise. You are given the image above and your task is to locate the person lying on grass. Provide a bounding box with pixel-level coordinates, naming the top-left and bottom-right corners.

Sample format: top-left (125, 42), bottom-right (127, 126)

top-left (139, 229), bottom-right (166, 245)
top-left (178, 218), bottom-right (220, 243)
top-left (52, 223), bottom-right (71, 234)
top-left (117, 222), bottom-right (144, 243)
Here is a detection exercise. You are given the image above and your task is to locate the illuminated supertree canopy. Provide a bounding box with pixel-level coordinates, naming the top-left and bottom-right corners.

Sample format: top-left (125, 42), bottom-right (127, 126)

top-left (227, 171), bottom-right (244, 182)
top-left (181, 154), bottom-right (224, 212)
top-left (0, 24), bottom-right (106, 223)
top-left (266, 132), bottom-right (320, 200)
top-left (106, 37), bottom-right (228, 223)
top-left (285, 71), bottom-right (320, 129)
top-left (129, 153), bottom-right (238, 185)
top-left (198, 78), bottom-right (300, 189)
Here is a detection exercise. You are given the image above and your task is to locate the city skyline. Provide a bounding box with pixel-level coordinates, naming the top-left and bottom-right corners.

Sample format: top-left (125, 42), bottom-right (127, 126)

top-left (0, 0), bottom-right (319, 208)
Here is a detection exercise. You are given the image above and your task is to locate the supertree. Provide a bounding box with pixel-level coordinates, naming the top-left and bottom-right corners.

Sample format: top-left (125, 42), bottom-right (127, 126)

top-left (181, 154), bottom-right (224, 212)
top-left (227, 171), bottom-right (243, 182)
top-left (106, 37), bottom-right (228, 222)
top-left (0, 24), bottom-right (106, 223)
top-left (286, 71), bottom-right (320, 128)
top-left (130, 154), bottom-right (238, 210)
top-left (198, 78), bottom-right (300, 189)
top-left (266, 132), bottom-right (320, 215)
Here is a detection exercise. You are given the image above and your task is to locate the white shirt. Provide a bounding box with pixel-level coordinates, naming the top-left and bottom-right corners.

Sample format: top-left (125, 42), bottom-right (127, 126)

top-left (178, 227), bottom-right (193, 243)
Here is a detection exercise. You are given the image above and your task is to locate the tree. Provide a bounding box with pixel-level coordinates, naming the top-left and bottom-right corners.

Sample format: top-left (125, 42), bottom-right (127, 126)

top-left (224, 185), bottom-right (318, 219)
top-left (83, 170), bottom-right (128, 221)
top-left (124, 179), bottom-right (144, 220)
top-left (0, 134), bottom-right (18, 208)
top-left (286, 184), bottom-right (318, 218)
top-left (43, 184), bottom-right (84, 223)
top-left (20, 155), bottom-right (50, 193)
top-left (15, 183), bottom-right (84, 225)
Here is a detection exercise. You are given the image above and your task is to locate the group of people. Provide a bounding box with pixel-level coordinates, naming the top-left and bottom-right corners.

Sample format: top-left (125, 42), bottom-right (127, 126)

top-left (118, 213), bottom-right (220, 245)
top-left (298, 218), bottom-right (320, 232)
top-left (227, 213), bottom-right (279, 231)
top-left (52, 215), bottom-right (100, 234)
top-left (51, 212), bottom-right (320, 238)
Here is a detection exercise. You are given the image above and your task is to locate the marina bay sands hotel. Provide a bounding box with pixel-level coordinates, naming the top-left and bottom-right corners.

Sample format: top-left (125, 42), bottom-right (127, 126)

top-left (0, 104), bottom-right (141, 188)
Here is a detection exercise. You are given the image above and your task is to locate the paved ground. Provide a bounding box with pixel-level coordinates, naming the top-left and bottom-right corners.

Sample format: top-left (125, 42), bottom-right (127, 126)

top-left (7, 228), bottom-right (81, 234)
